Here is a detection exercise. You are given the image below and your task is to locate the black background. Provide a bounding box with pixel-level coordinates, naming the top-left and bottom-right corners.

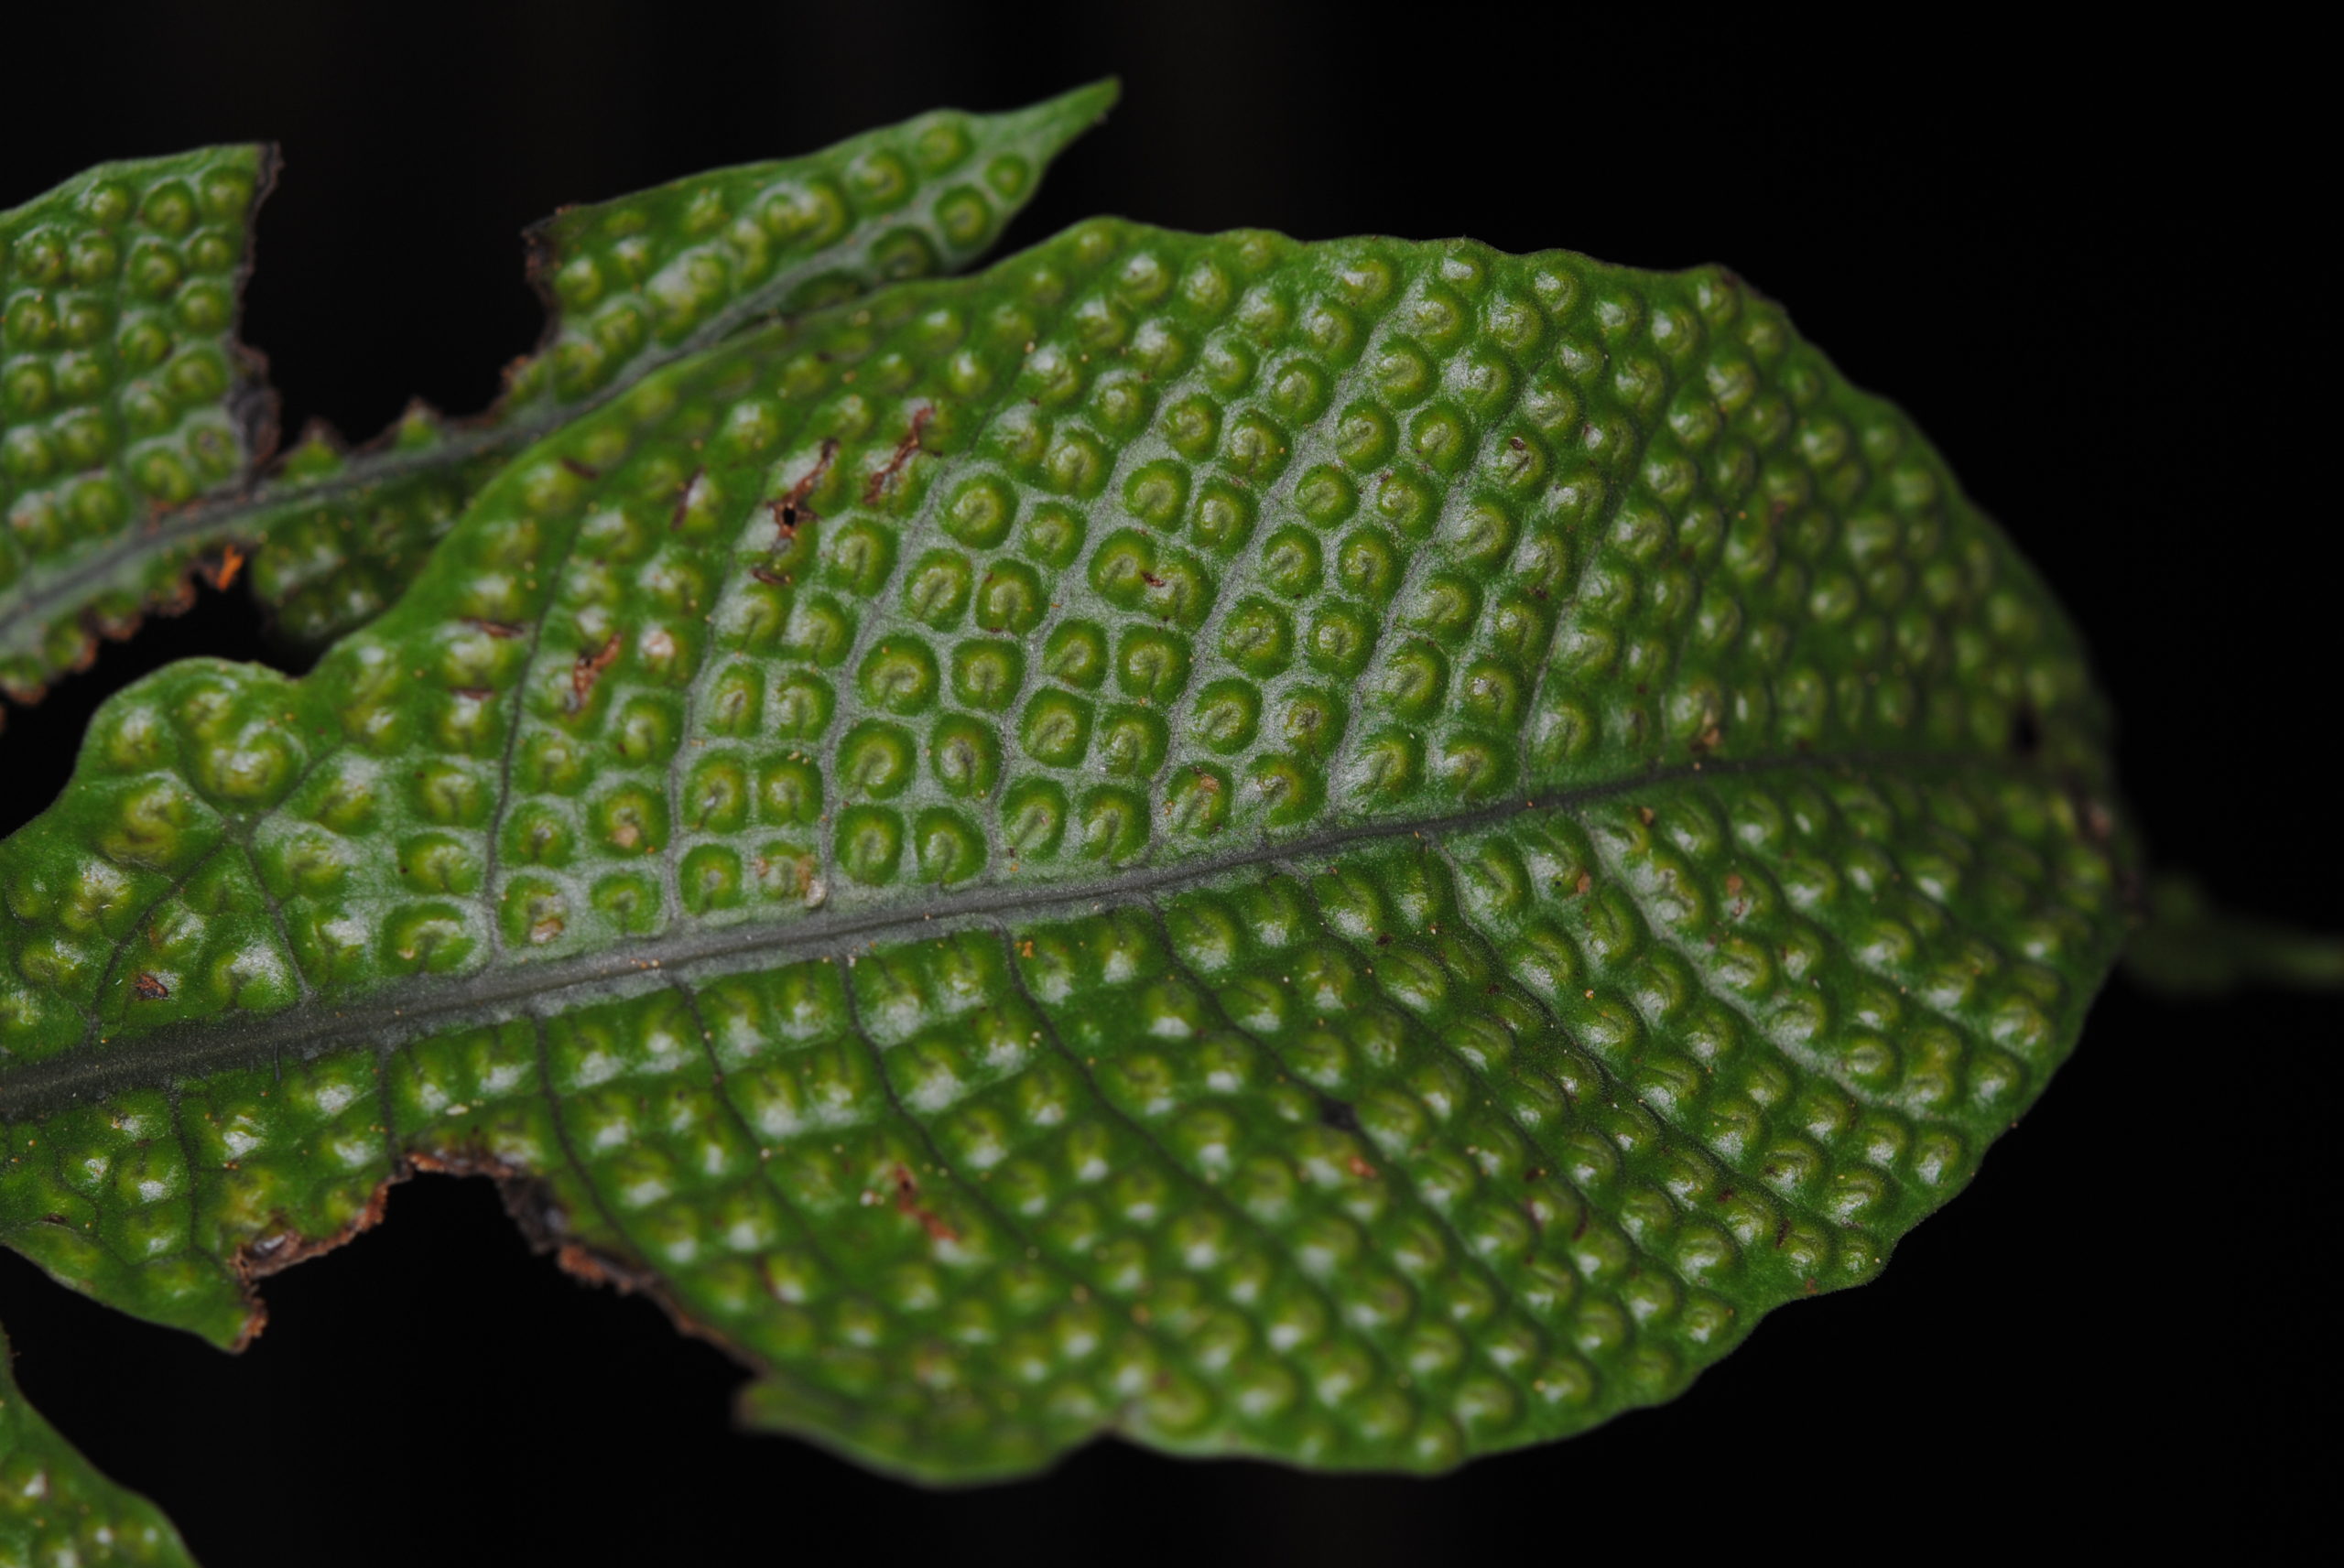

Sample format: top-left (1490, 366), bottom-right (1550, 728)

top-left (0, 4), bottom-right (2329, 1563)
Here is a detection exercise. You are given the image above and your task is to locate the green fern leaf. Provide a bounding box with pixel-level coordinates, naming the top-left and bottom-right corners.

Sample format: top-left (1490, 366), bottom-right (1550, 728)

top-left (1, 186), bottom-right (2132, 1522)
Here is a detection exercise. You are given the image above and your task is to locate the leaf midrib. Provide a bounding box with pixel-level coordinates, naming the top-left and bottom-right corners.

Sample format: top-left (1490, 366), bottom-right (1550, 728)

top-left (0, 422), bottom-right (517, 657)
top-left (0, 747), bottom-right (2025, 1119)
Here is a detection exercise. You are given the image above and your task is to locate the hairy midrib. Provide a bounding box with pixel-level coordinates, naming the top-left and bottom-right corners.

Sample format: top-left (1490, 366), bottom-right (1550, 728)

top-left (0, 748), bottom-right (2037, 1119)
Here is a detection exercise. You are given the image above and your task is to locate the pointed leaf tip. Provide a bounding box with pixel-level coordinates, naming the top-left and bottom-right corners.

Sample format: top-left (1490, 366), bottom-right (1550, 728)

top-left (1024, 76), bottom-right (1122, 135)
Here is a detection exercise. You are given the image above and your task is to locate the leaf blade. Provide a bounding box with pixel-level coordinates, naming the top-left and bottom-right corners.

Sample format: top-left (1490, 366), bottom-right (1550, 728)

top-left (0, 216), bottom-right (2132, 1478)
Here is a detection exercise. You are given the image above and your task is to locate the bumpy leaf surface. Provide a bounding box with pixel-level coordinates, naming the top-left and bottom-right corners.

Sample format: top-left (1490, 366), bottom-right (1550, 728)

top-left (0, 85), bottom-right (1114, 716)
top-left (0, 217), bottom-right (2132, 1486)
top-left (0, 146), bottom-right (275, 704)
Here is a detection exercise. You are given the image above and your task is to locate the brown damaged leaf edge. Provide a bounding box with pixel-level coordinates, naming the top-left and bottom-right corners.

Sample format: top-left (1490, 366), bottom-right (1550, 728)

top-left (407, 1149), bottom-right (752, 1363)
top-left (225, 1173), bottom-right (387, 1350)
top-left (222, 1148), bottom-right (745, 1362)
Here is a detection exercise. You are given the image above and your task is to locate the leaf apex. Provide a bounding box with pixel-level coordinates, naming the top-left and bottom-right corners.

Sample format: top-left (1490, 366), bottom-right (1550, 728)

top-left (1004, 76), bottom-right (1122, 151)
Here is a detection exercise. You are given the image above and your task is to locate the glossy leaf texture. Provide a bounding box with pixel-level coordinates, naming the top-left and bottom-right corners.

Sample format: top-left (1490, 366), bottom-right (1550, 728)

top-left (0, 216), bottom-right (2133, 1491)
top-left (0, 83), bottom-right (1117, 718)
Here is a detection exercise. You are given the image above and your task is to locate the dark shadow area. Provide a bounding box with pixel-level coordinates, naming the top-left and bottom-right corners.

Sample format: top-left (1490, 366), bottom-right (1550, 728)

top-left (0, 0), bottom-right (2326, 1560)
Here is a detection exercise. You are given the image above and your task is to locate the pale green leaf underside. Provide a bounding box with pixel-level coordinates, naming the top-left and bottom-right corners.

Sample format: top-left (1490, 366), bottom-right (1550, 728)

top-left (0, 210), bottom-right (2130, 1490)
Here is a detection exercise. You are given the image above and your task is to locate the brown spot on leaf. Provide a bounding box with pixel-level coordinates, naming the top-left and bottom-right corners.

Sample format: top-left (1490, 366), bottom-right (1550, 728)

top-left (467, 618), bottom-right (524, 639)
top-left (570, 632), bottom-right (622, 710)
top-left (891, 1163), bottom-right (958, 1243)
top-left (132, 972), bottom-right (168, 1000)
top-left (1345, 1152), bottom-right (1380, 1180)
top-left (863, 406), bottom-right (933, 503)
top-left (772, 438), bottom-right (840, 539)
